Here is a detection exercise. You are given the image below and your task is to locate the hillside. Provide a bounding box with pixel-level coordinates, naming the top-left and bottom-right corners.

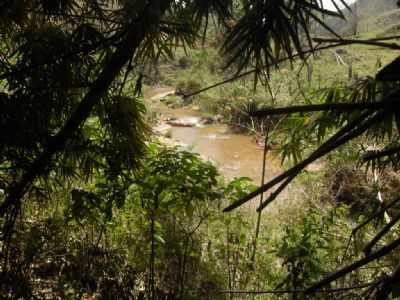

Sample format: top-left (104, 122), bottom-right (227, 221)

top-left (323, 0), bottom-right (400, 36)
top-left (355, 0), bottom-right (397, 18)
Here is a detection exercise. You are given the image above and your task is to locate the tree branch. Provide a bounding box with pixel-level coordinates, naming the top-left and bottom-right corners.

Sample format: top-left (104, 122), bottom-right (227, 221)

top-left (313, 37), bottom-right (400, 50)
top-left (352, 197), bottom-right (400, 235)
top-left (184, 35), bottom-right (400, 99)
top-left (363, 145), bottom-right (400, 162)
top-left (370, 263), bottom-right (400, 299)
top-left (250, 101), bottom-right (398, 117)
top-left (363, 213), bottom-right (400, 256)
top-left (305, 237), bottom-right (400, 294)
top-left (341, 196), bottom-right (400, 263)
top-left (257, 174), bottom-right (295, 212)
top-left (224, 107), bottom-right (388, 212)
top-left (183, 42), bottom-right (346, 99)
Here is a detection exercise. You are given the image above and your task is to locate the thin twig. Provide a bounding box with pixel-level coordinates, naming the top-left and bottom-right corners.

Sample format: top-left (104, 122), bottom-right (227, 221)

top-left (257, 109), bottom-right (389, 212)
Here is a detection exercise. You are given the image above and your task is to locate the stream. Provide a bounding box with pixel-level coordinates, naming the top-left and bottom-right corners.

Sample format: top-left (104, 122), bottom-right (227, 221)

top-left (146, 87), bottom-right (281, 184)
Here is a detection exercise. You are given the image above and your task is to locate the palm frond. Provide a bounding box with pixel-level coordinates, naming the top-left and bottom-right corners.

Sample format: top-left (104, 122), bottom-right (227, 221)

top-left (364, 143), bottom-right (400, 171)
top-left (99, 95), bottom-right (150, 173)
top-left (273, 76), bottom-right (399, 165)
top-left (185, 0), bottom-right (232, 28)
top-left (222, 0), bottom-right (343, 78)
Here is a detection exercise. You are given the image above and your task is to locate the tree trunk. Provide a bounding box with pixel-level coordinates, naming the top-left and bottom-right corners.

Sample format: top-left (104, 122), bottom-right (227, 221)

top-left (250, 130), bottom-right (269, 265)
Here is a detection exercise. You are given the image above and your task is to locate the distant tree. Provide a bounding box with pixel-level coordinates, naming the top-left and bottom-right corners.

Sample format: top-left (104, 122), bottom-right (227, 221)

top-left (351, 1), bottom-right (358, 35)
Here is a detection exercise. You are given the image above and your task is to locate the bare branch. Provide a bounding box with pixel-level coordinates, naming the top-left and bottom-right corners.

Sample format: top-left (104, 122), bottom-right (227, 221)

top-left (370, 264), bottom-right (400, 299)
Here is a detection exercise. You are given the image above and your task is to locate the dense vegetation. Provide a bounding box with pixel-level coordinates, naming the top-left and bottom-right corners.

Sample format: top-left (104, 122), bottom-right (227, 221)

top-left (1, 0), bottom-right (400, 299)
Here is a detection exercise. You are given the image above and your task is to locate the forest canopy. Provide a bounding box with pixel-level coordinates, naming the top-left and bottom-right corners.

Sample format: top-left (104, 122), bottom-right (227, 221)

top-left (1, 0), bottom-right (400, 299)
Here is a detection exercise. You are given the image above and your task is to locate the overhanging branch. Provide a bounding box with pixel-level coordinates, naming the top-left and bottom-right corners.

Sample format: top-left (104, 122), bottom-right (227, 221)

top-left (250, 101), bottom-right (398, 117)
top-left (306, 236), bottom-right (400, 294)
top-left (314, 36), bottom-right (400, 50)
top-left (363, 145), bottom-right (400, 162)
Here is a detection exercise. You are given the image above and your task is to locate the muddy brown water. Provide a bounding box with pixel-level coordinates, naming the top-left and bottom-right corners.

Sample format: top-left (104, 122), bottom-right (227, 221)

top-left (146, 87), bottom-right (281, 184)
top-left (171, 123), bottom-right (280, 183)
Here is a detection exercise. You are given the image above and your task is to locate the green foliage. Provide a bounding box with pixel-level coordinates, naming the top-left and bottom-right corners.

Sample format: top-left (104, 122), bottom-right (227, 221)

top-left (2, 0), bottom-right (400, 299)
top-left (277, 208), bottom-right (339, 291)
top-left (131, 144), bottom-right (220, 207)
top-left (109, 144), bottom-right (224, 298)
top-left (277, 76), bottom-right (400, 167)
